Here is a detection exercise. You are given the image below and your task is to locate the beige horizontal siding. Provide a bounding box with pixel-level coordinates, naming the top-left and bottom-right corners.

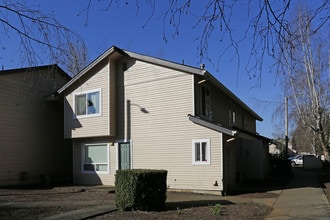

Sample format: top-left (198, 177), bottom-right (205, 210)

top-left (71, 56), bottom-right (260, 193)
top-left (64, 61), bottom-right (111, 138)
top-left (0, 70), bottom-right (71, 185)
top-left (117, 59), bottom-right (224, 192)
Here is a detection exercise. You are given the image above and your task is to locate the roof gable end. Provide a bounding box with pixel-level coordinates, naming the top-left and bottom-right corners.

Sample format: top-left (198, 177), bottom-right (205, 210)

top-left (57, 46), bottom-right (123, 94)
top-left (57, 45), bottom-right (262, 121)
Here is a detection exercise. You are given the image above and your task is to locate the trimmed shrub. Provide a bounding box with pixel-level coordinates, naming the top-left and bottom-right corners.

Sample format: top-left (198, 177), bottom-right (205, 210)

top-left (115, 169), bottom-right (167, 211)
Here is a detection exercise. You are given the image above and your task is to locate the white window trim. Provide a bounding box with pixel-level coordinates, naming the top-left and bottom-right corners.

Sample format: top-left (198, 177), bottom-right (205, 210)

top-left (73, 88), bottom-right (102, 119)
top-left (81, 143), bottom-right (110, 174)
top-left (192, 139), bottom-right (211, 165)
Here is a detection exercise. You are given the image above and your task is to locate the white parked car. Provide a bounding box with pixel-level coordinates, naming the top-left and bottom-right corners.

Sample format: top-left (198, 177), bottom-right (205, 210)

top-left (290, 155), bottom-right (315, 167)
top-left (290, 155), bottom-right (303, 166)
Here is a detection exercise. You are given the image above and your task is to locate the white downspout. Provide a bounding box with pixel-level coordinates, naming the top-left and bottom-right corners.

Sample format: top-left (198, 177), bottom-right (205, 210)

top-left (220, 133), bottom-right (224, 194)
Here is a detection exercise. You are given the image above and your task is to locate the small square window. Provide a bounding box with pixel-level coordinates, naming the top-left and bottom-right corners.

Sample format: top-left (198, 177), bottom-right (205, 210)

top-left (192, 139), bottom-right (210, 165)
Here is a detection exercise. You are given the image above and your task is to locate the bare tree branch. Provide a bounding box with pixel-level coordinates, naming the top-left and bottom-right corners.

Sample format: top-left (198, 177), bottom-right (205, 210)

top-left (79, 0), bottom-right (328, 88)
top-left (0, 1), bottom-right (87, 75)
top-left (279, 7), bottom-right (330, 158)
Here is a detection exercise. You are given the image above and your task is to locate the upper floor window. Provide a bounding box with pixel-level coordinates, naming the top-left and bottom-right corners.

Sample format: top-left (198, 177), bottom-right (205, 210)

top-left (200, 85), bottom-right (211, 120)
top-left (74, 89), bottom-right (101, 117)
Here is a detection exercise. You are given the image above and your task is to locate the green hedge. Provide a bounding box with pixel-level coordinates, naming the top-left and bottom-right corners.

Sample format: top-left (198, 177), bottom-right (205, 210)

top-left (115, 169), bottom-right (167, 211)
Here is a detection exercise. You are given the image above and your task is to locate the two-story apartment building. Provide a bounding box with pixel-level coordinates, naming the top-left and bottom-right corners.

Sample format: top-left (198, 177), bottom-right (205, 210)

top-left (0, 65), bottom-right (72, 186)
top-left (58, 46), bottom-right (269, 195)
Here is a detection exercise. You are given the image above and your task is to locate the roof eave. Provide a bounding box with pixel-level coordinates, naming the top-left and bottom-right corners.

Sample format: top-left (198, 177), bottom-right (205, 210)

top-left (188, 114), bottom-right (237, 136)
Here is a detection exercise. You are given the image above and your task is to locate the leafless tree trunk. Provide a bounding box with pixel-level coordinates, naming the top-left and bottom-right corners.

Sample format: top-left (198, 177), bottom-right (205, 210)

top-left (280, 7), bottom-right (329, 159)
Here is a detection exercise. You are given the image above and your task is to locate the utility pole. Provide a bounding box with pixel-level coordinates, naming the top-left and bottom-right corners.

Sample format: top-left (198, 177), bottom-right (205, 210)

top-left (284, 96), bottom-right (289, 159)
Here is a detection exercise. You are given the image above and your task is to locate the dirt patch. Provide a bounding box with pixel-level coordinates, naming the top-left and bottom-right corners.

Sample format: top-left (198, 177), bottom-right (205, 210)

top-left (0, 187), bottom-right (115, 219)
top-left (0, 187), bottom-right (113, 202)
top-left (2, 168), bottom-right (329, 219)
top-left (0, 186), bottom-right (272, 219)
top-left (93, 203), bottom-right (271, 220)
top-left (0, 206), bottom-right (84, 220)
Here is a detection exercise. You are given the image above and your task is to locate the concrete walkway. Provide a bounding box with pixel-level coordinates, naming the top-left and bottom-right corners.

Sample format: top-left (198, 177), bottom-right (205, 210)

top-left (43, 204), bottom-right (116, 220)
top-left (266, 168), bottom-right (330, 219)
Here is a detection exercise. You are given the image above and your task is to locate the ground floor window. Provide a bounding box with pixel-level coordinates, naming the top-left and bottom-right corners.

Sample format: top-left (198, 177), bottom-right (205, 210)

top-left (82, 143), bottom-right (109, 173)
top-left (192, 139), bottom-right (210, 165)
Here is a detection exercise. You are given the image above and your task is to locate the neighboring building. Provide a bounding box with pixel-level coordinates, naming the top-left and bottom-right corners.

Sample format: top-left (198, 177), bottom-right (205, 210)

top-left (57, 46), bottom-right (270, 195)
top-left (0, 65), bottom-right (72, 186)
top-left (269, 139), bottom-right (296, 157)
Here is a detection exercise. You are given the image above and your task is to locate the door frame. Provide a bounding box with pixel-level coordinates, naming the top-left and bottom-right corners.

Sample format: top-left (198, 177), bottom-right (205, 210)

top-left (116, 140), bottom-right (132, 170)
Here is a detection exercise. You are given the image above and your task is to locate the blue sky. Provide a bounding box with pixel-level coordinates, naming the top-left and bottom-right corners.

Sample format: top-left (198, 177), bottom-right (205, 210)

top-left (1, 0), bottom-right (298, 138)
